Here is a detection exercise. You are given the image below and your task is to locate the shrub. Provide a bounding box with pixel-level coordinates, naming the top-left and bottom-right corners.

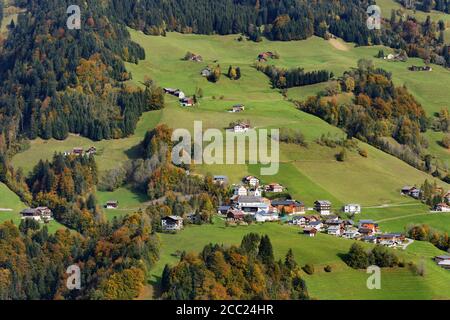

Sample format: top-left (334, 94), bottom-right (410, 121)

top-left (358, 148), bottom-right (368, 157)
top-left (324, 265), bottom-right (332, 272)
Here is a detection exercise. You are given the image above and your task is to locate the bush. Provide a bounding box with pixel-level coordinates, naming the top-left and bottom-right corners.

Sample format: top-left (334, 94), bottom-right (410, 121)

top-left (324, 265), bottom-right (332, 272)
top-left (358, 148), bottom-right (368, 158)
top-left (336, 148), bottom-right (347, 162)
top-left (302, 264), bottom-right (315, 275)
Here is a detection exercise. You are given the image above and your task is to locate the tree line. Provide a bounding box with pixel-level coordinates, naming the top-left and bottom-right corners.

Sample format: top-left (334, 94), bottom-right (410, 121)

top-left (160, 233), bottom-right (309, 300)
top-left (255, 63), bottom-right (331, 89)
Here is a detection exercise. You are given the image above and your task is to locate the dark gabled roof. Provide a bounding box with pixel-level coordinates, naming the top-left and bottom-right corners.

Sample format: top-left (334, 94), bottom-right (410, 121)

top-left (237, 195), bottom-right (263, 203)
top-left (162, 216), bottom-right (183, 222)
top-left (271, 199), bottom-right (304, 206)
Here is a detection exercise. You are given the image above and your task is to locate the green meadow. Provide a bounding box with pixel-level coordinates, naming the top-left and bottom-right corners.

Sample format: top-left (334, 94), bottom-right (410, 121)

top-left (149, 217), bottom-right (450, 300)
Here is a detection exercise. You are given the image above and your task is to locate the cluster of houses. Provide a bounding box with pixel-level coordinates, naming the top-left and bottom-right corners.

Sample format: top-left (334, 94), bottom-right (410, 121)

top-left (435, 255), bottom-right (450, 270)
top-left (401, 185), bottom-right (450, 212)
top-left (20, 207), bottom-right (53, 223)
top-left (298, 216), bottom-right (406, 247)
top-left (408, 65), bottom-right (432, 72)
top-left (63, 146), bottom-right (96, 157)
top-left (164, 88), bottom-right (195, 107)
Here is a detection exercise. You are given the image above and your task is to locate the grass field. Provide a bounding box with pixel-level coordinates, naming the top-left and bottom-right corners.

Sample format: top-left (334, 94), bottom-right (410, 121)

top-left (146, 216), bottom-right (450, 300)
top-left (0, 182), bottom-right (65, 233)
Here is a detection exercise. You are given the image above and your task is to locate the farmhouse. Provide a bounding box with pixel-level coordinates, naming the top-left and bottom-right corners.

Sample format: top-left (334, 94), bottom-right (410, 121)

top-left (227, 209), bottom-right (245, 222)
top-left (303, 227), bottom-right (317, 237)
top-left (233, 122), bottom-right (251, 133)
top-left (438, 260), bottom-right (450, 270)
top-left (401, 186), bottom-right (421, 199)
top-left (314, 200), bottom-right (332, 215)
top-left (244, 176), bottom-right (260, 187)
top-left (231, 104), bottom-right (245, 113)
top-left (377, 233), bottom-right (405, 246)
top-left (234, 185), bottom-right (248, 196)
top-left (343, 204), bottom-right (361, 214)
top-left (161, 216), bottom-right (184, 231)
top-left (266, 183), bottom-right (284, 193)
top-left (271, 199), bottom-right (305, 215)
top-left (180, 97), bottom-right (194, 107)
top-left (86, 146), bottom-right (97, 155)
top-left (20, 207), bottom-right (53, 222)
top-left (409, 65), bottom-right (432, 72)
top-left (213, 175), bottom-right (228, 185)
top-left (217, 205), bottom-right (231, 215)
top-left (105, 201), bottom-right (119, 209)
top-left (247, 188), bottom-right (262, 197)
top-left (434, 203), bottom-right (450, 212)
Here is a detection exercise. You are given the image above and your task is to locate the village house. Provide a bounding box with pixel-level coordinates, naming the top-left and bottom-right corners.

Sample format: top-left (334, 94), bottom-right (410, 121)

top-left (327, 225), bottom-right (343, 237)
top-left (231, 104), bottom-right (245, 113)
top-left (303, 227), bottom-right (317, 237)
top-left (358, 220), bottom-right (379, 233)
top-left (342, 229), bottom-right (361, 239)
top-left (161, 216), bottom-right (184, 231)
top-left (217, 205), bottom-right (231, 215)
top-left (314, 200), bottom-right (332, 215)
top-left (265, 183), bottom-right (284, 193)
top-left (244, 176), bottom-right (260, 187)
top-left (271, 199), bottom-right (305, 215)
top-left (234, 185), bottom-right (248, 196)
top-left (290, 215), bottom-right (308, 226)
top-left (227, 208), bottom-right (245, 222)
top-left (235, 195), bottom-right (269, 214)
top-left (361, 235), bottom-right (377, 243)
top-left (433, 203), bottom-right (450, 212)
top-left (20, 207), bottom-right (53, 222)
top-left (325, 218), bottom-right (344, 227)
top-left (343, 204), bottom-right (361, 215)
top-left (255, 210), bottom-right (279, 222)
top-left (105, 201), bottom-right (119, 209)
top-left (435, 255), bottom-right (450, 269)
top-left (85, 146), bottom-right (97, 156)
top-left (308, 220), bottom-right (324, 231)
top-left (248, 188), bottom-right (262, 197)
top-left (213, 175), bottom-right (228, 185)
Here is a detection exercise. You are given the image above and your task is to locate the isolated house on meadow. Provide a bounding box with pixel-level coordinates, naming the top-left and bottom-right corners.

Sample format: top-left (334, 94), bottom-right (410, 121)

top-left (20, 207), bottom-right (53, 222)
top-left (314, 200), bottom-right (332, 215)
top-left (233, 122), bottom-right (251, 133)
top-left (434, 203), bottom-right (450, 212)
top-left (180, 97), bottom-right (194, 107)
top-left (231, 104), bottom-right (245, 113)
top-left (105, 201), bottom-right (119, 209)
top-left (161, 216), bottom-right (184, 231)
top-left (401, 186), bottom-right (421, 199)
top-left (343, 204), bottom-right (361, 214)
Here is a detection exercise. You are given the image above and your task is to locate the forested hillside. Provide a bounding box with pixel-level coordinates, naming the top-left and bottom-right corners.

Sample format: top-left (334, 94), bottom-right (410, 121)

top-left (0, 0), bottom-right (163, 153)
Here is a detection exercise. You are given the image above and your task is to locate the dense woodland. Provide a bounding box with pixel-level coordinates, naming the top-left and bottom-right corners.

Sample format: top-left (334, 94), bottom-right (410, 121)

top-left (0, 214), bottom-right (159, 299)
top-left (161, 234), bottom-right (309, 300)
top-left (0, 0), bottom-right (164, 155)
top-left (397, 0), bottom-right (450, 13)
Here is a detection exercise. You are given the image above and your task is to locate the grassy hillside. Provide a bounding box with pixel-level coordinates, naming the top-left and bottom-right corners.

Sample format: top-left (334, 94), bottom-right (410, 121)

top-left (0, 182), bottom-right (64, 233)
top-left (147, 217), bottom-right (450, 300)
